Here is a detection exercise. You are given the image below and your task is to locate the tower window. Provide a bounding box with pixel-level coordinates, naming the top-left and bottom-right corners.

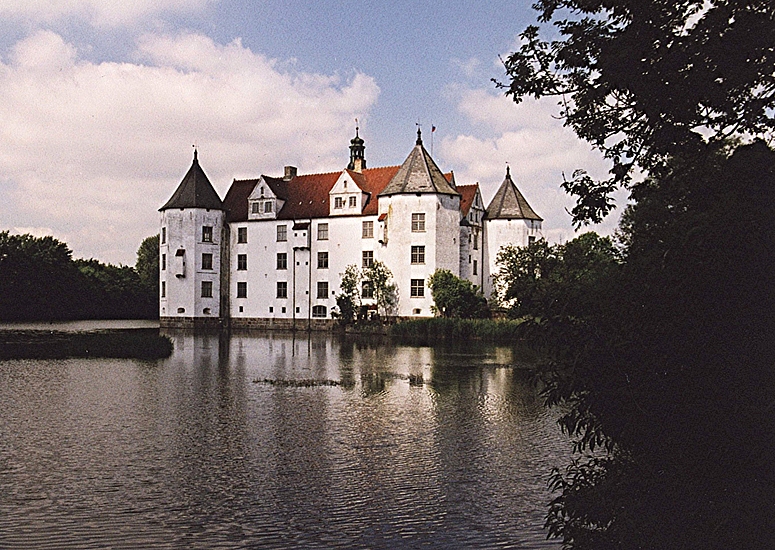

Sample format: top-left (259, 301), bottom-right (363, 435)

top-left (473, 260), bottom-right (478, 275)
top-left (202, 253), bottom-right (213, 270)
top-left (362, 250), bottom-right (374, 268)
top-left (411, 213), bottom-right (425, 232)
top-left (201, 281), bottom-right (213, 298)
top-left (411, 245), bottom-right (425, 264)
top-left (237, 254), bottom-right (247, 271)
top-left (161, 227), bottom-right (166, 244)
top-left (277, 225), bottom-right (287, 242)
top-left (237, 227), bottom-right (247, 243)
top-left (362, 221), bottom-right (373, 238)
top-left (410, 279), bottom-right (424, 297)
top-left (161, 253), bottom-right (166, 271)
top-left (237, 282), bottom-right (247, 298)
top-left (202, 226), bottom-right (213, 242)
top-left (161, 281), bottom-right (165, 298)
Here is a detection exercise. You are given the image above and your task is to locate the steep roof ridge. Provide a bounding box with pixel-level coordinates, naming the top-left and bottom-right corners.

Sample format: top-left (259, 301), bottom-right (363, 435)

top-left (485, 167), bottom-right (542, 221)
top-left (379, 132), bottom-right (459, 196)
top-left (160, 150), bottom-right (224, 211)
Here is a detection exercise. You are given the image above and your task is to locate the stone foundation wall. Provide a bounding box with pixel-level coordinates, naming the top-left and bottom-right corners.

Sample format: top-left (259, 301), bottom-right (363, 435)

top-left (229, 317), bottom-right (336, 331)
top-left (160, 316), bottom-right (224, 329)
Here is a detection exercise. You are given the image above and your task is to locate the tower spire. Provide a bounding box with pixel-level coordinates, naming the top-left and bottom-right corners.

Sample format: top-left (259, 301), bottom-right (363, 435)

top-left (348, 122), bottom-right (366, 172)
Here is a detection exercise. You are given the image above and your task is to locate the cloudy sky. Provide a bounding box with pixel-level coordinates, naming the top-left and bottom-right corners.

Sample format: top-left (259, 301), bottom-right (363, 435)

top-left (0, 0), bottom-right (622, 265)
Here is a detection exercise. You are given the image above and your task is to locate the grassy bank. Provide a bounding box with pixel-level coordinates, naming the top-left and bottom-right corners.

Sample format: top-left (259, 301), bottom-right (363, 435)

top-left (389, 317), bottom-right (527, 343)
top-left (0, 328), bottom-right (173, 360)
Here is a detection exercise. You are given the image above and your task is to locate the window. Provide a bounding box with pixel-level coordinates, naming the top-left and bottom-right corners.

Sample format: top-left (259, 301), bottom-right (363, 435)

top-left (362, 281), bottom-right (373, 299)
top-left (473, 260), bottom-right (478, 275)
top-left (312, 305), bottom-right (327, 318)
top-left (201, 281), bottom-right (213, 298)
top-left (528, 235), bottom-right (537, 245)
top-left (362, 250), bottom-right (374, 268)
top-left (362, 220), bottom-right (373, 238)
top-left (411, 213), bottom-right (425, 232)
top-left (318, 223), bottom-right (328, 240)
top-left (411, 245), bottom-right (425, 264)
top-left (349, 196), bottom-right (357, 208)
top-left (161, 281), bottom-right (166, 298)
top-left (161, 253), bottom-right (166, 271)
top-left (334, 197), bottom-right (344, 209)
top-left (237, 282), bottom-right (247, 298)
top-left (237, 254), bottom-right (247, 271)
top-left (202, 226), bottom-right (213, 242)
top-left (277, 252), bottom-right (287, 270)
top-left (318, 251), bottom-right (329, 269)
top-left (161, 227), bottom-right (166, 244)
top-left (317, 281), bottom-right (329, 299)
top-left (264, 201), bottom-right (273, 213)
top-left (202, 253), bottom-right (213, 270)
top-left (276, 281), bottom-right (287, 299)
top-left (473, 229), bottom-right (479, 250)
top-left (411, 279), bottom-right (424, 297)
top-left (251, 202), bottom-right (260, 214)
top-left (237, 227), bottom-right (247, 243)
top-left (277, 225), bottom-right (287, 242)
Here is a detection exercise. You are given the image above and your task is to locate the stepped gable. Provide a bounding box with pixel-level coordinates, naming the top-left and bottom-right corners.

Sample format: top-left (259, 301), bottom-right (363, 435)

top-left (485, 167), bottom-right (542, 221)
top-left (378, 129), bottom-right (459, 197)
top-left (458, 184), bottom-right (479, 217)
top-left (160, 150), bottom-right (224, 211)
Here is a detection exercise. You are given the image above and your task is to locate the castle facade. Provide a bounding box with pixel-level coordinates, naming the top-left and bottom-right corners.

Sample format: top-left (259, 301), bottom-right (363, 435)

top-left (159, 129), bottom-right (542, 329)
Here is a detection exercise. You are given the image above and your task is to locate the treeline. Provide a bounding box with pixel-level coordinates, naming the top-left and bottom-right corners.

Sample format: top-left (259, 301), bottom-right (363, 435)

top-left (0, 231), bottom-right (158, 322)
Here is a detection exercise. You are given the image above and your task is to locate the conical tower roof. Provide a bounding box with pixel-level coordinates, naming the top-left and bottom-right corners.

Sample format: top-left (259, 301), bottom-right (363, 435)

top-left (378, 129), bottom-right (458, 197)
top-left (159, 150), bottom-right (224, 211)
top-left (485, 167), bottom-right (542, 221)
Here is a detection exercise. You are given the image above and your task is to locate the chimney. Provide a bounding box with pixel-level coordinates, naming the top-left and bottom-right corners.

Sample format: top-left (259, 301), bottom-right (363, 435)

top-left (284, 166), bottom-right (297, 180)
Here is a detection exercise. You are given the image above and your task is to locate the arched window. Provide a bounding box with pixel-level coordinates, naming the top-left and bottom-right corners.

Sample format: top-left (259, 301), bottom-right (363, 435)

top-left (312, 305), bottom-right (327, 318)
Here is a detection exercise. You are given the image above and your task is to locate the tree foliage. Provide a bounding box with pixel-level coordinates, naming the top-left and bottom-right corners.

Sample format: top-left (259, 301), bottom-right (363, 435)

top-left (494, 233), bottom-right (620, 320)
top-left (333, 264), bottom-right (361, 325)
top-left (362, 260), bottom-right (398, 317)
top-left (136, 234), bottom-right (159, 294)
top-left (427, 269), bottom-right (489, 319)
top-left (499, 0), bottom-right (775, 225)
top-left (0, 231), bottom-right (157, 321)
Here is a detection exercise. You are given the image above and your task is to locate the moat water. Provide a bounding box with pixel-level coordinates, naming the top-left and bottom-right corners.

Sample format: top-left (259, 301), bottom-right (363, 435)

top-left (0, 329), bottom-right (569, 549)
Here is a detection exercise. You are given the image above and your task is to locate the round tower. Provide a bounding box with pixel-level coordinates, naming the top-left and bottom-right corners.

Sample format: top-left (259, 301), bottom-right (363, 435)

top-left (159, 150), bottom-right (227, 328)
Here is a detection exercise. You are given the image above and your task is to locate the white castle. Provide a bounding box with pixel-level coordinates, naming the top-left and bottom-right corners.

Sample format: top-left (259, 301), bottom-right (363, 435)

top-left (159, 129), bottom-right (542, 329)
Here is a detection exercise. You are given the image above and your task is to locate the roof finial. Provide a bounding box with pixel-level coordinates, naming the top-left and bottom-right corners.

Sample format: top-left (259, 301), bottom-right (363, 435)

top-left (355, 117), bottom-right (359, 137)
top-left (416, 124), bottom-right (423, 146)
top-left (193, 144), bottom-right (198, 163)
top-left (506, 163), bottom-right (510, 178)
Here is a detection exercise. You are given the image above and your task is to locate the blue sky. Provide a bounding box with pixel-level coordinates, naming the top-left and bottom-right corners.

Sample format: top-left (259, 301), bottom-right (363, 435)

top-left (0, 1), bottom-right (618, 264)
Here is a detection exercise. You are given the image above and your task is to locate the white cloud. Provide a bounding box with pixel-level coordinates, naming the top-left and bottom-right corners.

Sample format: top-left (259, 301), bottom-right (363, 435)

top-left (439, 87), bottom-right (625, 244)
top-left (0, 0), bottom-right (216, 26)
top-left (0, 30), bottom-right (379, 264)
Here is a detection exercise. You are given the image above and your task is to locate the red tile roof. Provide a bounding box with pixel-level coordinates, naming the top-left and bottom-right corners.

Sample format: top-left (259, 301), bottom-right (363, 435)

top-left (223, 166), bottom-right (402, 223)
top-left (458, 184), bottom-right (479, 216)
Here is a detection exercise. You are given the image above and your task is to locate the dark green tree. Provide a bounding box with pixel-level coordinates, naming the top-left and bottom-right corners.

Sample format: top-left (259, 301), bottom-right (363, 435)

top-left (499, 0), bottom-right (775, 225)
top-left (333, 264), bottom-right (361, 325)
top-left (136, 234), bottom-right (159, 293)
top-left (427, 269), bottom-right (489, 319)
top-left (363, 260), bottom-right (397, 318)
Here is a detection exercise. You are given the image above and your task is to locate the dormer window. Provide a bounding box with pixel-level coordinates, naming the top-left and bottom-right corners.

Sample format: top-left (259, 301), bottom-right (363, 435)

top-left (264, 201), bottom-right (273, 213)
top-left (251, 202), bottom-right (260, 214)
top-left (349, 196), bottom-right (357, 208)
top-left (335, 197), bottom-right (344, 209)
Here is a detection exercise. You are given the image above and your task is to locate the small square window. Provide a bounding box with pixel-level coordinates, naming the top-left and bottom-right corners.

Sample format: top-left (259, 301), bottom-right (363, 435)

top-left (277, 252), bottom-right (287, 270)
top-left (237, 227), bottom-right (247, 243)
top-left (349, 196), bottom-right (357, 208)
top-left (202, 253), bottom-right (213, 270)
top-left (269, 306), bottom-right (273, 313)
top-left (318, 223), bottom-right (328, 240)
top-left (237, 254), bottom-right (247, 271)
top-left (201, 281), bottom-right (213, 298)
top-left (411, 213), bottom-right (425, 232)
top-left (362, 250), bottom-right (374, 268)
top-left (410, 279), bottom-right (424, 298)
top-left (202, 226), bottom-right (213, 242)
top-left (277, 281), bottom-right (288, 299)
top-left (318, 251), bottom-right (329, 269)
top-left (317, 281), bottom-right (329, 300)
top-left (362, 221), bottom-right (373, 239)
top-left (411, 245), bottom-right (425, 264)
top-left (277, 225), bottom-right (287, 242)
top-left (237, 281), bottom-right (247, 298)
